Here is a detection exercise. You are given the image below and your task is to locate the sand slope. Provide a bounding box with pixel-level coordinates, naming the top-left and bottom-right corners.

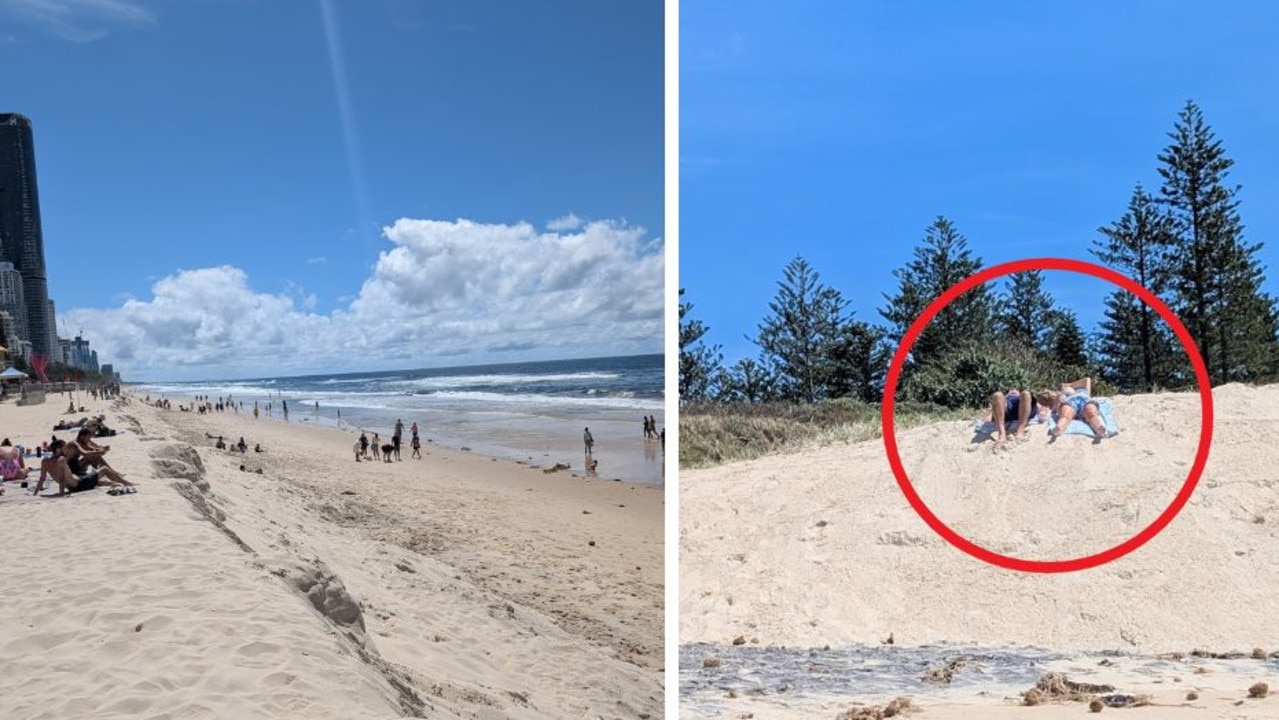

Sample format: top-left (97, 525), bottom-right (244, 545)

top-left (681, 384), bottom-right (1276, 653)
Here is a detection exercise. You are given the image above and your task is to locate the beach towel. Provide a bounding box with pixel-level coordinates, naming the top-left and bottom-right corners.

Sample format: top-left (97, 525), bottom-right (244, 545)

top-left (973, 413), bottom-right (1046, 437)
top-left (1054, 397), bottom-right (1120, 437)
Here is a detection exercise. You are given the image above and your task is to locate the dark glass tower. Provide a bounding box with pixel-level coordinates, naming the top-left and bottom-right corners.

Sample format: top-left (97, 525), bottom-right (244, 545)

top-left (0, 113), bottom-right (53, 358)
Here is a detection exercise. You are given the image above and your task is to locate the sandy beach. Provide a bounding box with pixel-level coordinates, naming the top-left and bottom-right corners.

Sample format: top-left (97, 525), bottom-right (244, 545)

top-left (0, 389), bottom-right (662, 719)
top-left (680, 384), bottom-right (1279, 719)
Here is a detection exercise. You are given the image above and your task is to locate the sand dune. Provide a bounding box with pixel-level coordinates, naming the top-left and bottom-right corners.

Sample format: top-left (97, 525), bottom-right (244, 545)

top-left (1, 391), bottom-right (662, 719)
top-left (680, 384), bottom-right (1279, 718)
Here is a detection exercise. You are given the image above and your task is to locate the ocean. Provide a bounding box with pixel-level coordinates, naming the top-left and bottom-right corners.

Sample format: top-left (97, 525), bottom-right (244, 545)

top-left (130, 354), bottom-right (665, 484)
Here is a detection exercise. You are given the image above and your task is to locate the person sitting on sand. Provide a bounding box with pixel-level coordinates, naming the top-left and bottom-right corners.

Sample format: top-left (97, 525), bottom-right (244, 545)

top-left (987, 388), bottom-right (1044, 443)
top-left (236, 437), bottom-right (248, 453)
top-left (65, 427), bottom-right (122, 476)
top-left (0, 438), bottom-right (29, 481)
top-left (215, 436), bottom-right (226, 450)
top-left (1034, 377), bottom-right (1115, 441)
top-left (254, 443), bottom-right (263, 453)
top-left (32, 439), bottom-right (134, 495)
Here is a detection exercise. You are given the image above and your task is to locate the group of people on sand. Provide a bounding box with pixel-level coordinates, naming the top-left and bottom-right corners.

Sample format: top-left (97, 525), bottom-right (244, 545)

top-left (0, 416), bottom-right (139, 497)
top-left (988, 377), bottom-right (1118, 444)
top-left (209, 434), bottom-right (263, 454)
top-left (354, 419), bottom-right (421, 463)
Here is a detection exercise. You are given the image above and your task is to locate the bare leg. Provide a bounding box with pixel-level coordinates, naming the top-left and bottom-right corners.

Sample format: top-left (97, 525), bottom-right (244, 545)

top-left (1014, 389), bottom-right (1033, 440)
top-left (989, 392), bottom-right (1007, 442)
top-left (1081, 402), bottom-right (1109, 439)
top-left (1052, 404), bottom-right (1077, 438)
top-left (95, 466), bottom-right (136, 486)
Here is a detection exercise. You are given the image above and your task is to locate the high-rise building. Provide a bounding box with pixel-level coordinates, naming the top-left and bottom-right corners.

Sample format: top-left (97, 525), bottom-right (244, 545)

top-left (0, 113), bottom-right (53, 358)
top-left (47, 298), bottom-right (57, 354)
top-left (0, 261), bottom-right (26, 344)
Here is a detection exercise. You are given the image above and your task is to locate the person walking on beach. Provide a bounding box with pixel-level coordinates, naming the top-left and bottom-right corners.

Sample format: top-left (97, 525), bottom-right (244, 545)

top-left (253, 401), bottom-right (259, 420)
top-left (371, 433), bottom-right (381, 461)
top-left (359, 431), bottom-right (369, 459)
top-left (282, 400), bottom-right (289, 421)
top-left (411, 433), bottom-right (421, 459)
top-left (584, 427), bottom-right (594, 456)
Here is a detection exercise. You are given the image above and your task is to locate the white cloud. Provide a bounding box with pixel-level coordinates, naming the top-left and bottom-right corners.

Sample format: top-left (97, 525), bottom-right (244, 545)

top-left (0, 0), bottom-right (155, 41)
top-left (306, 256), bottom-right (327, 265)
top-left (547, 212), bottom-right (585, 231)
top-left (64, 217), bottom-right (664, 380)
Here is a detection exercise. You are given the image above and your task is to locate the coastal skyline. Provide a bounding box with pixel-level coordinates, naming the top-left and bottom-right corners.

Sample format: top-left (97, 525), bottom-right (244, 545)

top-left (2, 0), bottom-right (664, 381)
top-left (682, 1), bottom-right (1279, 367)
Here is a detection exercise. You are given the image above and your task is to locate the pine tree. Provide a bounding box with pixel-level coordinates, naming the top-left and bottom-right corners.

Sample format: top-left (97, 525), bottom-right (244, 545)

top-left (1093, 184), bottom-right (1181, 391)
top-left (997, 270), bottom-right (1056, 352)
top-left (1157, 100), bottom-right (1278, 383)
top-left (825, 322), bottom-right (889, 403)
top-left (679, 288), bottom-right (722, 402)
top-left (1046, 309), bottom-right (1089, 369)
top-left (755, 257), bottom-right (855, 403)
top-left (717, 357), bottom-right (778, 403)
top-left (880, 216), bottom-right (995, 366)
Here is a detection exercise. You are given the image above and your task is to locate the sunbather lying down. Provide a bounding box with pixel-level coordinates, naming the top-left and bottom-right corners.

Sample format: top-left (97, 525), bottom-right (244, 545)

top-left (988, 388), bottom-right (1046, 443)
top-left (1038, 377), bottom-right (1114, 440)
top-left (989, 377), bottom-right (1114, 442)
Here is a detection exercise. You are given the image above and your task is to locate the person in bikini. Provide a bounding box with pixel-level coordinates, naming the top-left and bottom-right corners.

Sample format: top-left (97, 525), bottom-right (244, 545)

top-left (0, 438), bottom-right (29, 482)
top-left (1035, 377), bottom-right (1114, 441)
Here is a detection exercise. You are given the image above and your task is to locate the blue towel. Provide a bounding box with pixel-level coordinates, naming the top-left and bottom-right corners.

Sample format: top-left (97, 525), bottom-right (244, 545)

top-left (973, 415), bottom-right (1045, 436)
top-left (1054, 397), bottom-right (1119, 436)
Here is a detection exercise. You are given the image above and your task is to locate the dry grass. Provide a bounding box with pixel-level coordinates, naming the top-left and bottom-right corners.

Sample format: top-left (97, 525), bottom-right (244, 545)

top-left (680, 399), bottom-right (969, 469)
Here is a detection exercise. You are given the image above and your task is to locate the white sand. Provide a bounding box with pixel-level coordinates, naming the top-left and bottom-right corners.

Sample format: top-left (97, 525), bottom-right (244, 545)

top-left (1, 390), bottom-right (662, 719)
top-left (680, 384), bottom-right (1279, 719)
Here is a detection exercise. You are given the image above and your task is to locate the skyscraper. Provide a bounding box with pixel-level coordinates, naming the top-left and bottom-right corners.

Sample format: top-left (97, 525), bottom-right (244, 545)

top-left (0, 113), bottom-right (53, 358)
top-left (0, 261), bottom-right (27, 344)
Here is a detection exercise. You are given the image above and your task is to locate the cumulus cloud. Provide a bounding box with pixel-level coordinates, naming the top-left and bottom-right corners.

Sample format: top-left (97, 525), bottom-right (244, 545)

top-left (64, 217), bottom-right (664, 380)
top-left (0, 0), bottom-right (156, 41)
top-left (547, 212), bottom-right (585, 231)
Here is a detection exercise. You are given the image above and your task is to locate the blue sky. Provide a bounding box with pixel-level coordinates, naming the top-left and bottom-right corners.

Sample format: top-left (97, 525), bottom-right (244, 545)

top-left (1, 0), bottom-right (663, 380)
top-left (682, 1), bottom-right (1279, 365)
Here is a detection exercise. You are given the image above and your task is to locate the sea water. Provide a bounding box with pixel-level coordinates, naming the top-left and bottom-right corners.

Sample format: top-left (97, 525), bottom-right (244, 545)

top-left (130, 354), bottom-right (665, 484)
top-left (680, 642), bottom-right (1276, 715)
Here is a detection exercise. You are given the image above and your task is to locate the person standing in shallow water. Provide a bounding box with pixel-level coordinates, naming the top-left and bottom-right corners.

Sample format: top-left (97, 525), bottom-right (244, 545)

top-left (583, 427), bottom-right (594, 456)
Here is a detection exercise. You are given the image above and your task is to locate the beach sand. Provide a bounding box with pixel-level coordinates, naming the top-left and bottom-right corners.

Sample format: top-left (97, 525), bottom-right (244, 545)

top-left (680, 384), bottom-right (1279, 719)
top-left (0, 390), bottom-right (662, 719)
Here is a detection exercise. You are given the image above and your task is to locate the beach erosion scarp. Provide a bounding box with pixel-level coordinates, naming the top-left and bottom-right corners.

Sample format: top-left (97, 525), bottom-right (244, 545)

top-left (680, 383), bottom-right (1279, 719)
top-left (0, 392), bottom-right (662, 719)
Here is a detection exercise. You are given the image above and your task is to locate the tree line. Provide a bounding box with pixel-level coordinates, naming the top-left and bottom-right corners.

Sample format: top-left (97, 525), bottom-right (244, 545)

top-left (680, 101), bottom-right (1279, 408)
